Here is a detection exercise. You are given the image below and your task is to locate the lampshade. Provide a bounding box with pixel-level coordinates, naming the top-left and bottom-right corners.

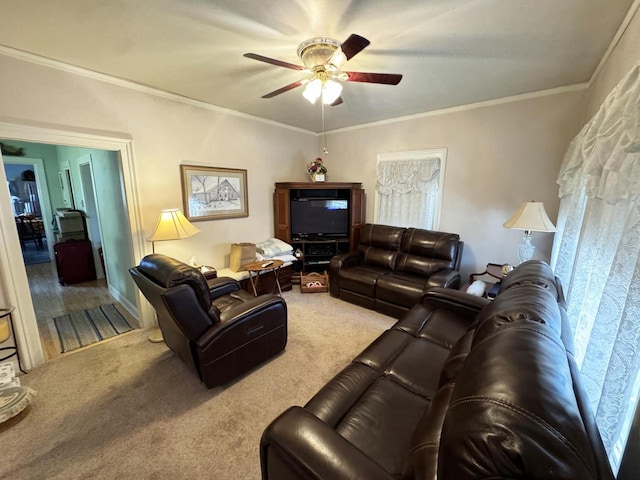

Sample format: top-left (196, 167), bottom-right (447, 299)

top-left (321, 79), bottom-right (343, 104)
top-left (147, 209), bottom-right (200, 243)
top-left (504, 201), bottom-right (555, 264)
top-left (503, 201), bottom-right (556, 233)
top-left (302, 78), bottom-right (343, 105)
top-left (303, 78), bottom-right (323, 104)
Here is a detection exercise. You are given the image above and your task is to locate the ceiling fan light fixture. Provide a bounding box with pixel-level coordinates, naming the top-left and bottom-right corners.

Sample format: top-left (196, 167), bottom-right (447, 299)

top-left (322, 79), bottom-right (342, 104)
top-left (303, 78), bottom-right (323, 104)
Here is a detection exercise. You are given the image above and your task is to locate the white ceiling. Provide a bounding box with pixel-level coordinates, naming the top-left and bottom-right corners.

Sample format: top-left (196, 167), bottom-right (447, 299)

top-left (0, 0), bottom-right (636, 132)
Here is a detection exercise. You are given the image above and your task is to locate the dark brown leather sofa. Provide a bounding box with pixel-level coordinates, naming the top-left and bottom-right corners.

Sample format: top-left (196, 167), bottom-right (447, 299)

top-left (130, 254), bottom-right (287, 388)
top-left (330, 223), bottom-right (463, 318)
top-left (261, 260), bottom-right (614, 480)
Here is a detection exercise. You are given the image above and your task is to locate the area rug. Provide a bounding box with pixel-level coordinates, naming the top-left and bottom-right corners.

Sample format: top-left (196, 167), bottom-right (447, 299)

top-left (53, 304), bottom-right (133, 353)
top-left (21, 240), bottom-right (51, 265)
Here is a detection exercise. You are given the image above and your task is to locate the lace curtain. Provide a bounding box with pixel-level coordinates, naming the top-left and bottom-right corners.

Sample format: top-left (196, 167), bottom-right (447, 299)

top-left (551, 63), bottom-right (640, 471)
top-left (375, 154), bottom-right (442, 229)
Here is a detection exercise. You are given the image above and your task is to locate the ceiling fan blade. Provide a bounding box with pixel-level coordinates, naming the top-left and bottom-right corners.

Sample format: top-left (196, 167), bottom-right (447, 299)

top-left (261, 80), bottom-right (304, 98)
top-left (339, 34), bottom-right (370, 61)
top-left (330, 96), bottom-right (344, 107)
top-left (346, 72), bottom-right (403, 85)
top-left (244, 53), bottom-right (304, 71)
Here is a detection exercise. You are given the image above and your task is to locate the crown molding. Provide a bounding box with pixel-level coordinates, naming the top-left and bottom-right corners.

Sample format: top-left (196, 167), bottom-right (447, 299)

top-left (0, 44), bottom-right (314, 136)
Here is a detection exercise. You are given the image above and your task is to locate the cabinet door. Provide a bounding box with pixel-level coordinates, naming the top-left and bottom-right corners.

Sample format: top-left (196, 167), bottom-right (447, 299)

top-left (273, 186), bottom-right (290, 241)
top-left (350, 188), bottom-right (366, 250)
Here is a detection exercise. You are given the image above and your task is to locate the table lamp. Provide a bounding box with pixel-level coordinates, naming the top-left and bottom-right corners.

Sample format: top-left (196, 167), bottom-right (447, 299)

top-left (147, 208), bottom-right (200, 253)
top-left (503, 201), bottom-right (556, 263)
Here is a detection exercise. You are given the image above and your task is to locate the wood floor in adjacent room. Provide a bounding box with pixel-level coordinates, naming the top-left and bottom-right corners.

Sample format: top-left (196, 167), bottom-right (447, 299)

top-left (25, 260), bottom-right (138, 362)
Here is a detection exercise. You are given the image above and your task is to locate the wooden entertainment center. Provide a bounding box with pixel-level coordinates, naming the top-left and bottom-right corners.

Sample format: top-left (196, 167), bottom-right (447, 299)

top-left (273, 182), bottom-right (365, 276)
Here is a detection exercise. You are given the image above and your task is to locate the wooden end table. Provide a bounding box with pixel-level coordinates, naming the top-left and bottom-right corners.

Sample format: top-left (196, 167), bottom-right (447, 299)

top-left (242, 260), bottom-right (284, 296)
top-left (467, 263), bottom-right (512, 299)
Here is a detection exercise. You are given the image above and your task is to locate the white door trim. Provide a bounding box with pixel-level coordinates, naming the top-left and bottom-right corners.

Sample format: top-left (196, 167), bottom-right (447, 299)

top-left (0, 121), bottom-right (153, 370)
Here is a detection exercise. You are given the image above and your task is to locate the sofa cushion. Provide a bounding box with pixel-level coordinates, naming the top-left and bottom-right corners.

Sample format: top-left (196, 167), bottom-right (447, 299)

top-left (358, 224), bottom-right (403, 270)
top-left (303, 298), bottom-right (473, 478)
top-left (404, 329), bottom-right (475, 480)
top-left (338, 264), bottom-right (389, 297)
top-left (376, 272), bottom-right (427, 308)
top-left (396, 229), bottom-right (461, 276)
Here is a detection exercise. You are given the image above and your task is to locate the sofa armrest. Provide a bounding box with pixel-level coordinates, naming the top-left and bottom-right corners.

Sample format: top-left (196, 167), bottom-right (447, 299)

top-left (329, 251), bottom-right (364, 297)
top-left (261, 406), bottom-right (393, 480)
top-left (197, 294), bottom-right (286, 348)
top-left (421, 287), bottom-right (490, 319)
top-left (330, 250), bottom-right (363, 271)
top-left (208, 276), bottom-right (241, 299)
top-left (425, 268), bottom-right (461, 289)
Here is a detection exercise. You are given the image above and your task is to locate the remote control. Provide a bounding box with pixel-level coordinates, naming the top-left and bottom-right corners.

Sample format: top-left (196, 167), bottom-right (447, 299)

top-left (261, 261), bottom-right (274, 268)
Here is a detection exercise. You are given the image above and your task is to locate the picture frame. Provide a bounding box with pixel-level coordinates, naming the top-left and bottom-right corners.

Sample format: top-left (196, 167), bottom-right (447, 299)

top-left (180, 165), bottom-right (248, 221)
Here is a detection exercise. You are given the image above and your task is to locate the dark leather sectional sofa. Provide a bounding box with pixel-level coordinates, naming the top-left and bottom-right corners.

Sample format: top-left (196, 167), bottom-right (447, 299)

top-left (329, 223), bottom-right (464, 318)
top-left (261, 260), bottom-right (614, 480)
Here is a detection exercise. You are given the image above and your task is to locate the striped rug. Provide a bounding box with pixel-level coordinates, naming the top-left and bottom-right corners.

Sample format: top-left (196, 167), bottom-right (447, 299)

top-left (53, 304), bottom-right (133, 353)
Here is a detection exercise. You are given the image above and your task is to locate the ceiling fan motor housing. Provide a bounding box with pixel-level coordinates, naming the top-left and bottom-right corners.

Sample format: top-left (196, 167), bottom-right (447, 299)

top-left (297, 37), bottom-right (341, 69)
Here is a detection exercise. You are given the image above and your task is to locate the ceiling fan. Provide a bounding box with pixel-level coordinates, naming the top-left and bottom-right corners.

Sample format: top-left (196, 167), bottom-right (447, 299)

top-left (243, 34), bottom-right (402, 106)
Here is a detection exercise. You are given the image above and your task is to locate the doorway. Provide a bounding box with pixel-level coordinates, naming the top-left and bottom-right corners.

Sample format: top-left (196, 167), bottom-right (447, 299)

top-left (3, 157), bottom-right (56, 263)
top-left (0, 125), bottom-right (151, 370)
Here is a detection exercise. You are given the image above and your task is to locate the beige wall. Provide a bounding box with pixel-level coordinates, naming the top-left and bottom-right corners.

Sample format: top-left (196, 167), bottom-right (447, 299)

top-left (323, 90), bottom-right (587, 276)
top-left (0, 50), bottom-right (589, 282)
top-left (585, 6), bottom-right (640, 121)
top-left (0, 53), bottom-right (317, 272)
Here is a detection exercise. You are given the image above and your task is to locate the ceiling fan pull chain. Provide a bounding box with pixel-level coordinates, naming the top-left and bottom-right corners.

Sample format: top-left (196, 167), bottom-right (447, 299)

top-left (322, 101), bottom-right (329, 154)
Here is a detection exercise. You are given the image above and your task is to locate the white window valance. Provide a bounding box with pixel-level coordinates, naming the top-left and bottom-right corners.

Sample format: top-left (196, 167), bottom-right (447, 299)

top-left (557, 64), bottom-right (640, 204)
top-left (375, 157), bottom-right (441, 195)
top-left (375, 149), bottom-right (447, 230)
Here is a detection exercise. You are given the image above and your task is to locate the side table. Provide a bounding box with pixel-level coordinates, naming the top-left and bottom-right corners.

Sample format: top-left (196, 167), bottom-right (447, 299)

top-left (467, 263), bottom-right (512, 299)
top-left (200, 266), bottom-right (217, 280)
top-left (242, 260), bottom-right (284, 296)
top-left (0, 307), bottom-right (28, 374)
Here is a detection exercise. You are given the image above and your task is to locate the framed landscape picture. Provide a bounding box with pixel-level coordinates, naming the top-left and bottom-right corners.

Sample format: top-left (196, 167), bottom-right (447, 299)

top-left (180, 165), bottom-right (248, 221)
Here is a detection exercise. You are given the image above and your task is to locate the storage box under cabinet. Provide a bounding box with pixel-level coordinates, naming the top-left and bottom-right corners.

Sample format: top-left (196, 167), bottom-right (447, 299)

top-left (300, 272), bottom-right (329, 293)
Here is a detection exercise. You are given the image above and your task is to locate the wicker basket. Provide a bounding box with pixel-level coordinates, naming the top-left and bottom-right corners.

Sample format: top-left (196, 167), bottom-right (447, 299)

top-left (300, 271), bottom-right (329, 293)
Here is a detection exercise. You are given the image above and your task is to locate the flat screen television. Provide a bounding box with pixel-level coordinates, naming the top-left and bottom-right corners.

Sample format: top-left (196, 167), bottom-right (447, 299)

top-left (290, 198), bottom-right (349, 239)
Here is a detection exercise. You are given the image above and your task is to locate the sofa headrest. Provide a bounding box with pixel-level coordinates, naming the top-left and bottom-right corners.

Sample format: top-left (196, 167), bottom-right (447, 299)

top-left (360, 224), bottom-right (404, 250)
top-left (499, 260), bottom-right (561, 301)
top-left (400, 228), bottom-right (460, 262)
top-left (438, 288), bottom-right (599, 478)
top-left (137, 254), bottom-right (213, 317)
top-left (473, 283), bottom-right (563, 344)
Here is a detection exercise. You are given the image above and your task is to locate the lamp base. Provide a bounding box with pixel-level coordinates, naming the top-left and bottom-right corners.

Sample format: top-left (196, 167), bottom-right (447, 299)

top-left (148, 327), bottom-right (164, 343)
top-left (517, 231), bottom-right (535, 264)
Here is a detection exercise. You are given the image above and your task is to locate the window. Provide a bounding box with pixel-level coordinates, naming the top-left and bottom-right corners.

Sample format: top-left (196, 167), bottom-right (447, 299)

top-left (375, 149), bottom-right (446, 229)
top-left (552, 63), bottom-right (640, 474)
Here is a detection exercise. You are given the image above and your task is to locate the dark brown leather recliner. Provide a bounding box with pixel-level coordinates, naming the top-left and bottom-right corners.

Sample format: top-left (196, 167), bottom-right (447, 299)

top-left (130, 254), bottom-right (287, 388)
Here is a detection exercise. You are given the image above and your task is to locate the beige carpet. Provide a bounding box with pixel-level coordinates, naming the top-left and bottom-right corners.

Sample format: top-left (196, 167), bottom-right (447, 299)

top-left (1, 289), bottom-right (392, 480)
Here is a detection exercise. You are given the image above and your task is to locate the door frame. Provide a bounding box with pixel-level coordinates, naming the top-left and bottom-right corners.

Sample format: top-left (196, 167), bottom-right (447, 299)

top-left (78, 156), bottom-right (105, 278)
top-left (0, 121), bottom-right (153, 370)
